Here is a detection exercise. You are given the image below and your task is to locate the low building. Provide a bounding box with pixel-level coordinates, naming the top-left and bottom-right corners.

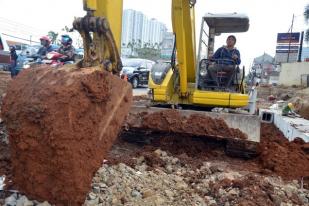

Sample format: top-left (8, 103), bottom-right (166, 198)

top-left (250, 53), bottom-right (277, 85)
top-left (268, 71), bottom-right (280, 85)
top-left (278, 62), bottom-right (309, 87)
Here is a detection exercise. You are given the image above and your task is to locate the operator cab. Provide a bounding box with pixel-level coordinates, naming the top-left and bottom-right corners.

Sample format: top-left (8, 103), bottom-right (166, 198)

top-left (197, 13), bottom-right (249, 93)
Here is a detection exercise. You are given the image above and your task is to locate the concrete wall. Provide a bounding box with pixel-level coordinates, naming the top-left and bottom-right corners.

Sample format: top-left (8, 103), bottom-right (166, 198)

top-left (279, 62), bottom-right (309, 86)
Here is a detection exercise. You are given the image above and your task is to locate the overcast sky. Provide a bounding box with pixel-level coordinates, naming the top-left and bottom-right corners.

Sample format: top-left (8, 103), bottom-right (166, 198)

top-left (0, 0), bottom-right (308, 68)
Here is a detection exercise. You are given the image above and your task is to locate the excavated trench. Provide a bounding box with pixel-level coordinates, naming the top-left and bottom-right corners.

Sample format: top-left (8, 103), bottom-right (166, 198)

top-left (111, 123), bottom-right (309, 186)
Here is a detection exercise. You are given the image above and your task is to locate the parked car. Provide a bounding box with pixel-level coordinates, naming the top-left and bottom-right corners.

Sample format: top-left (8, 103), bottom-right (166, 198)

top-left (0, 34), bottom-right (11, 71)
top-left (121, 58), bottom-right (155, 88)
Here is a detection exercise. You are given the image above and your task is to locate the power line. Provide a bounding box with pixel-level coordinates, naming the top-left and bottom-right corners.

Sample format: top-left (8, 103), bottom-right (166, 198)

top-left (1, 33), bottom-right (40, 44)
top-left (0, 17), bottom-right (47, 34)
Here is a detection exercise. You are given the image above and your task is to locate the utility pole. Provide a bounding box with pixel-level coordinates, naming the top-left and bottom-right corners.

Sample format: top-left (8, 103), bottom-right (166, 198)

top-left (287, 14), bottom-right (295, 63)
top-left (298, 31), bottom-right (304, 62)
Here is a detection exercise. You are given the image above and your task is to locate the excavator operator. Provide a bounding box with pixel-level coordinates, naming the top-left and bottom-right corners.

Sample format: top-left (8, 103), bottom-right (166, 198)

top-left (206, 35), bottom-right (241, 86)
top-left (211, 35), bottom-right (241, 65)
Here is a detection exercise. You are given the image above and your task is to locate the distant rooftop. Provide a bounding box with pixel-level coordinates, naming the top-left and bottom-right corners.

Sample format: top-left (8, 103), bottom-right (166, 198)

top-left (253, 53), bottom-right (274, 64)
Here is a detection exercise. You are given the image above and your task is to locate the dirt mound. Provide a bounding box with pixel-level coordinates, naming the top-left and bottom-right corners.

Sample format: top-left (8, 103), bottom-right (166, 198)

top-left (138, 110), bottom-right (247, 140)
top-left (258, 124), bottom-right (309, 181)
top-left (1, 65), bottom-right (132, 205)
top-left (299, 104), bottom-right (309, 120)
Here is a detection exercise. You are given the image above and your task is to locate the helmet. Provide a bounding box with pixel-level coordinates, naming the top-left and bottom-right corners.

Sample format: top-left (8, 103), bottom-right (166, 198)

top-left (40, 36), bottom-right (51, 44)
top-left (61, 35), bottom-right (72, 46)
top-left (9, 45), bottom-right (16, 51)
top-left (288, 103), bottom-right (294, 109)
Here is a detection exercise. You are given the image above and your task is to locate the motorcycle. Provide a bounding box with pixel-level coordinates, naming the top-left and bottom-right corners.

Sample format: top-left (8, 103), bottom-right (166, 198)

top-left (41, 51), bottom-right (74, 68)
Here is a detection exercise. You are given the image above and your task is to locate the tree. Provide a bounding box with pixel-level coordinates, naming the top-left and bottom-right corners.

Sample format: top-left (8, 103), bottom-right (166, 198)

top-left (48, 31), bottom-right (59, 44)
top-left (62, 26), bottom-right (70, 32)
top-left (127, 42), bottom-right (134, 56)
top-left (304, 4), bottom-right (309, 41)
top-left (137, 39), bottom-right (142, 49)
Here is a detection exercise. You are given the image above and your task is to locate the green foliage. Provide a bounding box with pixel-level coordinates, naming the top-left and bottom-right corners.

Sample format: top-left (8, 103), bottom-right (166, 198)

top-left (126, 40), bottom-right (162, 60)
top-left (48, 31), bottom-right (59, 45)
top-left (135, 47), bottom-right (161, 61)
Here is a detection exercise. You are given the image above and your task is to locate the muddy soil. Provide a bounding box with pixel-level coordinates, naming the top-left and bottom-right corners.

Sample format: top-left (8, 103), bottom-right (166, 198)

top-left (1, 65), bottom-right (132, 206)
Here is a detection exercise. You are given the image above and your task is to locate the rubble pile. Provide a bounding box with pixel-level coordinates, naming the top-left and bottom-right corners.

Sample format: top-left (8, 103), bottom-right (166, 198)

top-left (83, 149), bottom-right (308, 206)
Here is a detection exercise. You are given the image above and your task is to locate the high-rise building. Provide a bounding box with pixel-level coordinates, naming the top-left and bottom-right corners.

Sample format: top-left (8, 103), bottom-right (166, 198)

top-left (121, 9), bottom-right (167, 48)
top-left (161, 32), bottom-right (175, 59)
top-left (121, 9), bottom-right (134, 47)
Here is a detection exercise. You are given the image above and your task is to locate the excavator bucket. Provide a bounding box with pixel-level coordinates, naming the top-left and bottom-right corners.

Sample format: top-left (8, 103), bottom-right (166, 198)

top-left (124, 106), bottom-right (260, 158)
top-left (1, 65), bottom-right (132, 205)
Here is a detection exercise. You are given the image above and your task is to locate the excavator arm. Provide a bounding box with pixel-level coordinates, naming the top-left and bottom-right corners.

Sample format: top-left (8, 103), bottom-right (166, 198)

top-left (172, 0), bottom-right (197, 96)
top-left (73, 0), bottom-right (123, 74)
top-left (74, 0), bottom-right (197, 86)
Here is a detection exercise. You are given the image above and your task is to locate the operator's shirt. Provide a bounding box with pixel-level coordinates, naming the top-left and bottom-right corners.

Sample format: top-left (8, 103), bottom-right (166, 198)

top-left (212, 46), bottom-right (241, 65)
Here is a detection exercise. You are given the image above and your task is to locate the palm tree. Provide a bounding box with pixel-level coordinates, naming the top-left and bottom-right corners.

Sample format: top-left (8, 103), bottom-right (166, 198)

top-left (127, 42), bottom-right (134, 56)
top-left (137, 39), bottom-right (142, 49)
top-left (304, 4), bottom-right (309, 41)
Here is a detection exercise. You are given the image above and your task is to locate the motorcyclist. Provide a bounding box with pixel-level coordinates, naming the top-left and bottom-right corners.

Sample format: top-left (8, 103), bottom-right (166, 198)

top-left (57, 35), bottom-right (75, 63)
top-left (37, 36), bottom-right (53, 58)
top-left (9, 46), bottom-right (18, 77)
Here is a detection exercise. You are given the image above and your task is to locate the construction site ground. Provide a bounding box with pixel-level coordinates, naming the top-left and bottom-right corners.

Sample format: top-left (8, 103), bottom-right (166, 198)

top-left (0, 72), bottom-right (309, 206)
top-left (257, 85), bottom-right (309, 120)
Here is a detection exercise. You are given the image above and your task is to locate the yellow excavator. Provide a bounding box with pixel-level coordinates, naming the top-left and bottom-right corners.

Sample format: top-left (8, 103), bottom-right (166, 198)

top-left (73, 0), bottom-right (260, 158)
top-left (0, 1), bottom-right (260, 204)
top-left (73, 0), bottom-right (260, 157)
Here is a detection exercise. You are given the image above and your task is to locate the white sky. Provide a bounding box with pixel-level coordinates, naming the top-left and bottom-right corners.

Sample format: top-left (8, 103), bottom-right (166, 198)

top-left (0, 0), bottom-right (308, 69)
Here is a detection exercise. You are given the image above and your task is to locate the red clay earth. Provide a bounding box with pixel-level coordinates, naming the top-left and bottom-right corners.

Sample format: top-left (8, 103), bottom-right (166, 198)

top-left (129, 110), bottom-right (248, 140)
top-left (1, 65), bottom-right (132, 206)
top-left (258, 124), bottom-right (309, 181)
top-left (112, 124), bottom-right (309, 182)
